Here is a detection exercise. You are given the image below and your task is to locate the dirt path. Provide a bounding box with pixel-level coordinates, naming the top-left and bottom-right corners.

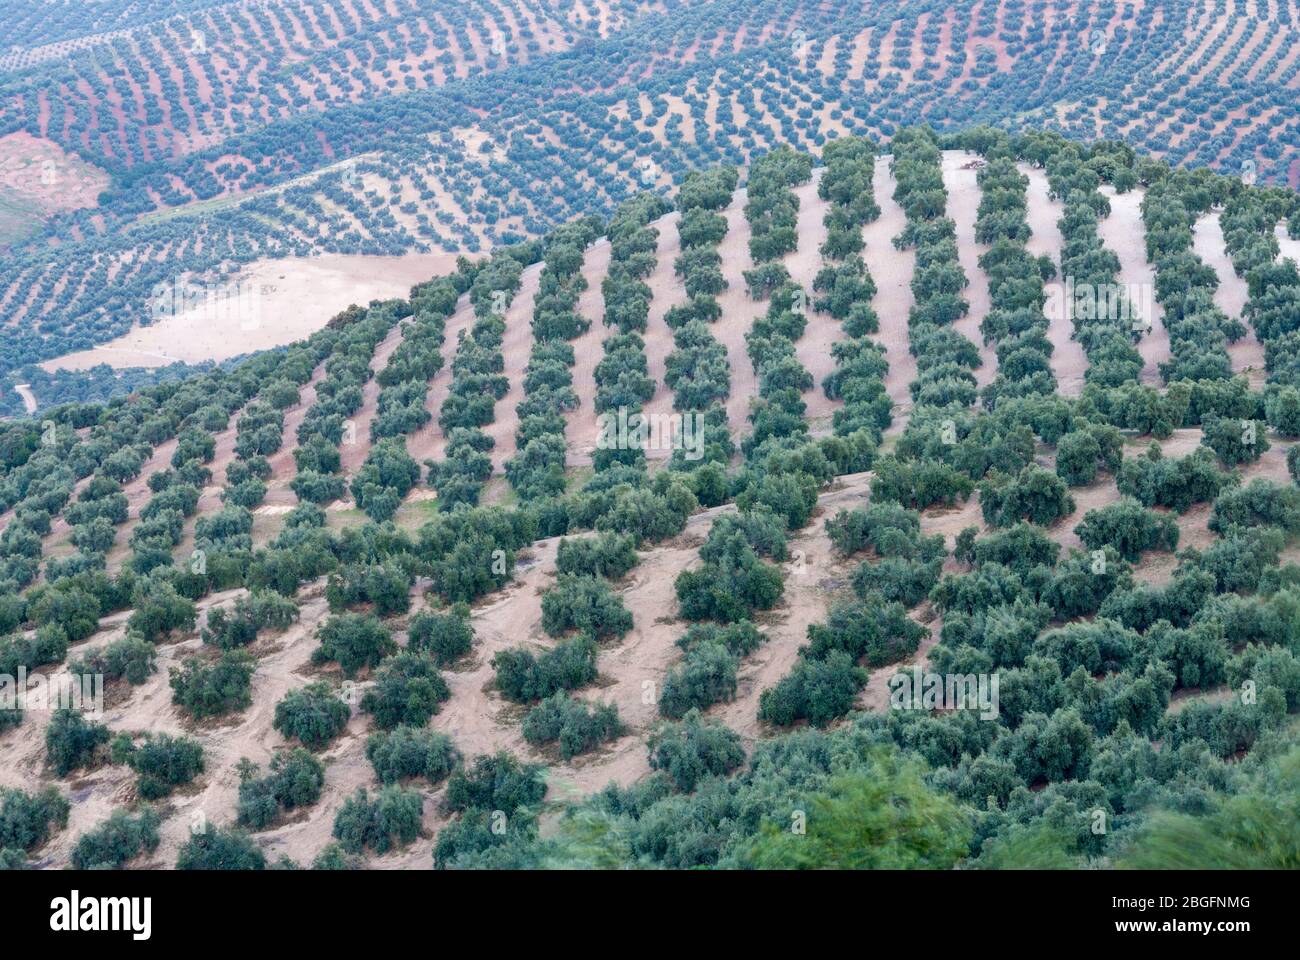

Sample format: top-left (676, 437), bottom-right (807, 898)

top-left (404, 292), bottom-right (477, 470)
top-left (402, 292), bottom-right (471, 469)
top-left (1193, 212), bottom-right (1264, 386)
top-left (1022, 163), bottom-right (1088, 396)
top-left (563, 237), bottom-right (613, 468)
top-left (786, 171), bottom-right (842, 428)
top-left (486, 261), bottom-right (543, 472)
top-left (862, 156), bottom-right (917, 437)
top-left (941, 150), bottom-right (997, 388)
top-left (714, 185), bottom-right (764, 437)
top-left (1098, 185), bottom-right (1169, 386)
top-left (1276, 221), bottom-right (1300, 265)
top-left (337, 317), bottom-right (412, 476)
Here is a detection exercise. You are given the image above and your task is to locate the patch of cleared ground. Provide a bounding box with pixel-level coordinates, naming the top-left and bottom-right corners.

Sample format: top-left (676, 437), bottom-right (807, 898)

top-left (42, 253), bottom-right (461, 371)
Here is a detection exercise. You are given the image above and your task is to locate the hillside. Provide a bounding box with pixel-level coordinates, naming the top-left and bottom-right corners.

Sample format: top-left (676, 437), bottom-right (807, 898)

top-left (2, 125), bottom-right (1300, 870)
top-left (5, 0), bottom-right (1300, 409)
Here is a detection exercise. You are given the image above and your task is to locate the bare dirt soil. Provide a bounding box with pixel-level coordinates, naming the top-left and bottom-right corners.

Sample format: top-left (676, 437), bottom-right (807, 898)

top-left (43, 253), bottom-right (462, 371)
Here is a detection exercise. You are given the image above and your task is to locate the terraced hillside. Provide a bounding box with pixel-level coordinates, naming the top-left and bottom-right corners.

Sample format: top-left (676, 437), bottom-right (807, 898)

top-left (6, 0), bottom-right (1300, 412)
top-left (2, 127), bottom-right (1299, 870)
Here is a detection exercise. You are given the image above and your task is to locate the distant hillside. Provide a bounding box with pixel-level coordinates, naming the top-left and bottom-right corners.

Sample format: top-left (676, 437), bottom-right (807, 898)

top-left (4, 0), bottom-right (1300, 392)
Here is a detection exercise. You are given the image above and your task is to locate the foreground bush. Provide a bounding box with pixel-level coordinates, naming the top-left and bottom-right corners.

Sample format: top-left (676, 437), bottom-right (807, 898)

top-left (71, 809), bottom-right (161, 869)
top-left (45, 709), bottom-right (110, 776)
top-left (492, 635), bottom-right (598, 703)
top-left (274, 681), bottom-right (351, 749)
top-left (407, 604), bottom-right (474, 665)
top-left (522, 694), bottom-right (623, 759)
top-left (176, 825), bottom-right (266, 870)
top-left (170, 650), bottom-right (255, 719)
top-left (366, 726), bottom-right (462, 784)
top-left (110, 732), bottom-right (204, 799)
top-left (237, 749), bottom-right (326, 829)
top-left (332, 786), bottom-right (424, 854)
top-left (647, 710), bottom-right (745, 791)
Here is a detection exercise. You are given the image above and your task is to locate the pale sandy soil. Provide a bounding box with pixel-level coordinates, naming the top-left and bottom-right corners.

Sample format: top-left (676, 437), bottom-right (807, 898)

top-left (337, 317), bottom-right (412, 477)
top-left (862, 156), bottom-right (917, 436)
top-left (941, 150), bottom-right (997, 389)
top-left (564, 237), bottom-right (616, 467)
top-left (1098, 186), bottom-right (1170, 385)
top-left (1276, 222), bottom-right (1300, 265)
top-left (1021, 162), bottom-right (1088, 397)
top-left (485, 261), bottom-right (544, 473)
top-left (0, 132), bottom-right (109, 218)
top-left (1193, 212), bottom-right (1264, 386)
top-left (786, 171), bottom-right (842, 429)
top-left (42, 253), bottom-right (460, 372)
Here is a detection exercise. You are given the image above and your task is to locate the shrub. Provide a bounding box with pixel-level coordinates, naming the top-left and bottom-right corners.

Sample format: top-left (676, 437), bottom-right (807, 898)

top-left (170, 650), bottom-right (255, 719)
top-left (1074, 498), bottom-right (1180, 561)
top-left (647, 709), bottom-right (745, 791)
top-left (111, 732), bottom-right (204, 799)
top-left (492, 635), bottom-right (599, 702)
top-left (443, 751), bottom-right (548, 818)
top-left (326, 562), bottom-right (412, 617)
top-left (805, 598), bottom-right (927, 667)
top-left (366, 726), bottom-right (461, 784)
top-left (979, 465), bottom-right (1075, 527)
top-left (1199, 414), bottom-right (1269, 466)
top-left (1054, 426), bottom-right (1122, 486)
top-left (68, 633), bottom-right (156, 686)
top-left (1209, 479), bottom-right (1300, 534)
top-left (127, 579), bottom-right (197, 643)
top-left (313, 613), bottom-right (395, 677)
top-left (274, 681), bottom-right (350, 749)
top-left (311, 843), bottom-right (362, 870)
top-left (540, 574), bottom-right (634, 642)
top-left (176, 826), bottom-right (266, 870)
top-left (675, 620), bottom-right (767, 657)
top-left (522, 694), bottom-right (623, 759)
top-left (237, 749), bottom-right (326, 829)
top-left (407, 604), bottom-right (474, 665)
top-left (333, 786), bottom-right (424, 854)
top-left (202, 590), bottom-right (299, 648)
top-left (555, 533), bottom-right (639, 579)
top-left (0, 786), bottom-right (69, 853)
top-left (658, 642), bottom-right (739, 718)
top-left (1116, 445), bottom-right (1232, 512)
top-left (758, 651), bottom-right (867, 728)
top-left (45, 709), bottom-right (110, 775)
top-left (70, 809), bottom-right (161, 869)
top-left (360, 652), bottom-right (451, 729)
